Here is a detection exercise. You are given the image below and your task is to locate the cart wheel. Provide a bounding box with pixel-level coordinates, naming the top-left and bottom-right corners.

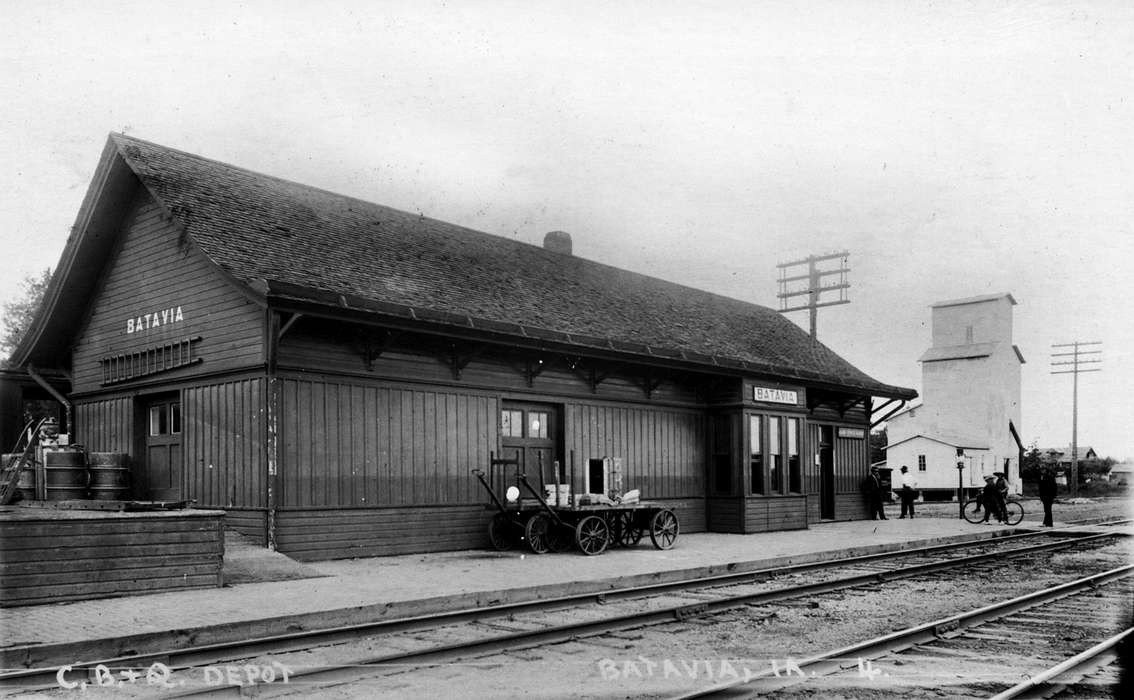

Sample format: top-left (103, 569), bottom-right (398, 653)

top-left (612, 511), bottom-right (643, 547)
top-left (649, 509), bottom-right (679, 550)
top-left (616, 510), bottom-right (644, 549)
top-left (525, 513), bottom-right (552, 554)
top-left (575, 515), bottom-right (610, 556)
top-left (548, 523), bottom-right (575, 553)
top-left (487, 512), bottom-right (518, 551)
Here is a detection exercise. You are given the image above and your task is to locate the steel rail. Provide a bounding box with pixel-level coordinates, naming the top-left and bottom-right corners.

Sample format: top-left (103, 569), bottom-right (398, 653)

top-left (673, 565), bottom-right (1134, 699)
top-left (0, 522), bottom-right (1123, 693)
top-left (987, 626), bottom-right (1133, 700)
top-left (157, 533), bottom-right (1125, 697)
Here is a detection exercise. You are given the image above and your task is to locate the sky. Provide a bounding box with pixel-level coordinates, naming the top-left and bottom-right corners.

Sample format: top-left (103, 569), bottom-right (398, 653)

top-left (2, 0), bottom-right (1132, 459)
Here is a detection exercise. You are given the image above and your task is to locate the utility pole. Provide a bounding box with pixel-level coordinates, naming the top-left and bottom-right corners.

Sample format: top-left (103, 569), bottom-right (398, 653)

top-left (1050, 341), bottom-right (1102, 496)
top-left (776, 251), bottom-right (851, 339)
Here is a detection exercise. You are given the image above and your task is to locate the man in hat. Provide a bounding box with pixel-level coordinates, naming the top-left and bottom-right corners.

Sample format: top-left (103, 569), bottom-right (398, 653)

top-left (865, 466), bottom-right (887, 520)
top-left (980, 474), bottom-right (1006, 523)
top-left (897, 465), bottom-right (917, 518)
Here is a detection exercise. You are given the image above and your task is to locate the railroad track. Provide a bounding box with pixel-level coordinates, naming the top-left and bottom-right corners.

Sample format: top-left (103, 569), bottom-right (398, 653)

top-left (5, 524), bottom-right (1125, 698)
top-left (679, 565), bottom-right (1134, 699)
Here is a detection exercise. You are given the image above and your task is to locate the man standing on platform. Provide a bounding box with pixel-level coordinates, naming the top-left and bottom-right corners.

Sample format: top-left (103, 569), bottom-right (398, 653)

top-left (897, 465), bottom-right (917, 518)
top-left (865, 466), bottom-right (887, 520)
top-left (1039, 467), bottom-right (1058, 527)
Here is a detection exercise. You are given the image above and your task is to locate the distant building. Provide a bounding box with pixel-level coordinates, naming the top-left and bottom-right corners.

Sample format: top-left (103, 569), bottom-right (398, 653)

top-left (1111, 461), bottom-right (1133, 486)
top-left (1037, 446), bottom-right (1097, 469)
top-left (884, 294), bottom-right (1024, 499)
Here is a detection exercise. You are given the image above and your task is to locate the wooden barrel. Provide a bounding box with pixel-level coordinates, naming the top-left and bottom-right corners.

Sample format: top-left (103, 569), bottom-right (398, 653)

top-left (43, 448), bottom-right (88, 500)
top-left (3, 453), bottom-right (36, 501)
top-left (87, 452), bottom-right (131, 501)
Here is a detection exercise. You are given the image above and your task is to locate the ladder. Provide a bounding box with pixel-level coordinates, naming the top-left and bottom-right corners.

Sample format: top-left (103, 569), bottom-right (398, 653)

top-left (0, 418), bottom-right (48, 505)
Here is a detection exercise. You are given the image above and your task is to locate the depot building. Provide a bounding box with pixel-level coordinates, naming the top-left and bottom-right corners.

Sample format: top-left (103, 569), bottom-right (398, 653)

top-left (8, 134), bottom-right (916, 560)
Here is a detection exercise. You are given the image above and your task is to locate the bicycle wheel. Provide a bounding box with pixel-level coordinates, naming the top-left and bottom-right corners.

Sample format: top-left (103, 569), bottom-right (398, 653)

top-left (1004, 500), bottom-right (1024, 526)
top-left (961, 499), bottom-right (985, 524)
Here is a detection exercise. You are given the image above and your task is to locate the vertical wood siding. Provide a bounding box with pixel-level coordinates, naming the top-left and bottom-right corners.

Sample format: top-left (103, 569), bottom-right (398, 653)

top-left (835, 433), bottom-right (870, 492)
top-left (71, 191), bottom-right (264, 394)
top-left (565, 403), bottom-right (705, 500)
top-left (182, 378), bottom-right (266, 508)
top-left (74, 397), bottom-right (135, 452)
top-left (279, 377), bottom-right (497, 508)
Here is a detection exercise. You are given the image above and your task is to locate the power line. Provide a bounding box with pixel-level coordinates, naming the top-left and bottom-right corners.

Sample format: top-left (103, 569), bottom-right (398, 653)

top-left (776, 251), bottom-right (850, 339)
top-left (1050, 341), bottom-right (1102, 497)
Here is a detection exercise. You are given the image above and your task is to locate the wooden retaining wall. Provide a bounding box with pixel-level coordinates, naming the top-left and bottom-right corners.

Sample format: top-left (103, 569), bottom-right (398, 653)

top-left (0, 507), bottom-right (224, 607)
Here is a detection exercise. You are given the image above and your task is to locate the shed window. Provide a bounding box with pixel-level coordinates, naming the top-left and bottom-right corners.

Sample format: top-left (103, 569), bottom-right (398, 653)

top-left (529, 411), bottom-right (548, 439)
top-left (501, 410), bottom-right (524, 438)
top-left (918, 454), bottom-right (926, 471)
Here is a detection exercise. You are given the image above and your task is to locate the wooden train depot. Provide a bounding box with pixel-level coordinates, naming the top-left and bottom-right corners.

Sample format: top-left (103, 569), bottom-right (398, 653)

top-left (3, 134), bottom-right (916, 563)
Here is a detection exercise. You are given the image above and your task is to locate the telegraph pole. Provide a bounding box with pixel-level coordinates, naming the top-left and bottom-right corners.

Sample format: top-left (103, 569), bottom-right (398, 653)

top-left (1050, 341), bottom-right (1102, 496)
top-left (776, 251), bottom-right (851, 339)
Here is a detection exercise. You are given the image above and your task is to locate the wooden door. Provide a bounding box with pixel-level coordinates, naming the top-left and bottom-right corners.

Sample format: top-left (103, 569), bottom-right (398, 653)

top-left (144, 396), bottom-right (182, 500)
top-left (500, 402), bottom-right (561, 491)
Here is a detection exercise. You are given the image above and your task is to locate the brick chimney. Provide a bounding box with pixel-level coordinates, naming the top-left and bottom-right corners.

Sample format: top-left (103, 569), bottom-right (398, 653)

top-left (543, 230), bottom-right (573, 255)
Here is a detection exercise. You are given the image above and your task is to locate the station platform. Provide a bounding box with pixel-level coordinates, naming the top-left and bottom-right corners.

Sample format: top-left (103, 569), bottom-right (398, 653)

top-left (0, 512), bottom-right (1103, 671)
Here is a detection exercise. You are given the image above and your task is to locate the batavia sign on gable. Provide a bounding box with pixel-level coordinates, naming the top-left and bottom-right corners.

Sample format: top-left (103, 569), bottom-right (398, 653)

top-left (126, 306), bottom-right (184, 334)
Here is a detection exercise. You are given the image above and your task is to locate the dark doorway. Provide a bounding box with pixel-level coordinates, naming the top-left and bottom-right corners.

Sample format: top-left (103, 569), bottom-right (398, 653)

top-left (140, 394), bottom-right (182, 500)
top-left (819, 425), bottom-right (835, 519)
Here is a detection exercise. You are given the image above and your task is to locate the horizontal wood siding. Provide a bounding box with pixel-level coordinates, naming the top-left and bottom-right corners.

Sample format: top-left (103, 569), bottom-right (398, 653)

top-left (651, 497), bottom-right (706, 535)
top-left (0, 512), bottom-right (223, 606)
top-left (707, 497), bottom-right (744, 533)
top-left (223, 508), bottom-right (267, 545)
top-left (765, 495), bottom-right (808, 530)
top-left (833, 493), bottom-right (871, 520)
top-left (565, 403), bottom-right (705, 500)
top-left (276, 499), bottom-right (702, 560)
top-left (183, 378), bottom-right (266, 508)
top-left (279, 377), bottom-right (496, 508)
top-left (276, 506), bottom-right (489, 560)
top-left (71, 191), bottom-right (264, 394)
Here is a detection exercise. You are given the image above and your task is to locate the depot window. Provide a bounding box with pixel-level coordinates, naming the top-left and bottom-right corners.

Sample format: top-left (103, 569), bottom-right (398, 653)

top-left (750, 413), bottom-right (801, 495)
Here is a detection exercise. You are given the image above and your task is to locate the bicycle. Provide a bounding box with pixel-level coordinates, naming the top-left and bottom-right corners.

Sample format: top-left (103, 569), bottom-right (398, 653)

top-left (962, 496), bottom-right (1024, 525)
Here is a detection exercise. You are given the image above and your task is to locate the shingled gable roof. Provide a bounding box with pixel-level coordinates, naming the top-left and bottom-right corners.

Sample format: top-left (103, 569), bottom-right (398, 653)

top-left (19, 133), bottom-right (916, 400)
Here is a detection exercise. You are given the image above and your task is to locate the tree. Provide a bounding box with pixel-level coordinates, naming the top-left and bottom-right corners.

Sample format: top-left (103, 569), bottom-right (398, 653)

top-left (869, 427), bottom-right (887, 464)
top-left (1, 268), bottom-right (52, 367)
